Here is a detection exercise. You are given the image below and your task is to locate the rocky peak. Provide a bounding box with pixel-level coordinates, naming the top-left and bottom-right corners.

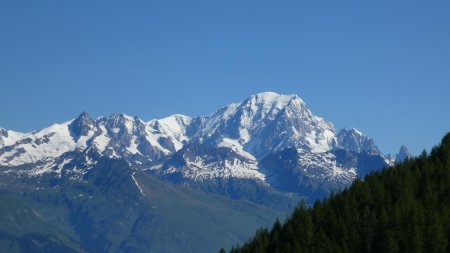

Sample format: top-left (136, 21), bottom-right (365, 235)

top-left (238, 92), bottom-right (302, 124)
top-left (395, 145), bottom-right (411, 163)
top-left (103, 113), bottom-right (145, 135)
top-left (0, 128), bottom-right (7, 137)
top-left (0, 128), bottom-right (6, 146)
top-left (68, 112), bottom-right (95, 142)
top-left (336, 128), bottom-right (381, 154)
top-left (191, 92), bottom-right (336, 158)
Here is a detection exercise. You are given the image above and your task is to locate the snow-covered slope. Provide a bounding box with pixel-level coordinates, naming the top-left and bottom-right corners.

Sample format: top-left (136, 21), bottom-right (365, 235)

top-left (0, 128), bottom-right (26, 147)
top-left (336, 128), bottom-right (381, 154)
top-left (0, 92), bottom-right (393, 195)
top-left (192, 92), bottom-right (336, 158)
top-left (150, 92), bottom-right (390, 187)
top-left (0, 113), bottom-right (200, 168)
top-left (151, 143), bottom-right (265, 182)
top-left (146, 114), bottom-right (202, 153)
top-left (260, 148), bottom-right (357, 195)
top-left (0, 120), bottom-right (93, 166)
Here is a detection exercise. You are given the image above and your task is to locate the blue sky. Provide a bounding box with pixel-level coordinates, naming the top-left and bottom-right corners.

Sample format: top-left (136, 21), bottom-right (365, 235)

top-left (1, 0), bottom-right (449, 155)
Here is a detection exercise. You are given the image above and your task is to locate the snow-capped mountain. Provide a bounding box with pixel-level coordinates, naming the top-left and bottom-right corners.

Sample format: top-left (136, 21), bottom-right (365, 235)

top-left (0, 128), bottom-right (26, 147)
top-left (0, 92), bottom-right (403, 198)
top-left (148, 92), bottom-right (340, 186)
top-left (154, 142), bottom-right (265, 182)
top-left (336, 128), bottom-right (381, 154)
top-left (0, 113), bottom-right (201, 168)
top-left (192, 92), bottom-right (336, 157)
top-left (151, 92), bottom-right (390, 192)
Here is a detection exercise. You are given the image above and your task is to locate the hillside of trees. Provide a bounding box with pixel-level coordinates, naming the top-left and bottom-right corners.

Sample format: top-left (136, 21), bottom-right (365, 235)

top-left (223, 133), bottom-right (450, 253)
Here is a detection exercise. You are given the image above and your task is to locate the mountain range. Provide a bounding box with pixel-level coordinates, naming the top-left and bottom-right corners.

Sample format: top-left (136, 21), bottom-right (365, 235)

top-left (0, 92), bottom-right (410, 252)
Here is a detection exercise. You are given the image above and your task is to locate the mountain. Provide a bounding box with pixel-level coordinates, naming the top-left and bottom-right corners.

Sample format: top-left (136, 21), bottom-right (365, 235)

top-left (147, 92), bottom-right (391, 199)
top-left (0, 128), bottom-right (25, 147)
top-left (0, 92), bottom-right (397, 201)
top-left (395, 145), bottom-right (412, 163)
top-left (336, 128), bottom-right (381, 154)
top-left (0, 150), bottom-right (282, 253)
top-left (225, 132), bottom-right (450, 253)
top-left (0, 92), bottom-right (404, 252)
top-left (191, 92), bottom-right (336, 157)
top-left (0, 92), bottom-right (390, 194)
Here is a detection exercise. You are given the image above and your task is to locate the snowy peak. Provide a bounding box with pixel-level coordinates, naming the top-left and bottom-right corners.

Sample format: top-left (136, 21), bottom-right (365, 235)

top-left (269, 97), bottom-right (336, 153)
top-left (91, 113), bottom-right (145, 155)
top-left (195, 92), bottom-right (300, 139)
top-left (0, 112), bottom-right (203, 168)
top-left (149, 114), bottom-right (192, 139)
top-left (336, 128), bottom-right (381, 154)
top-left (0, 120), bottom-right (93, 167)
top-left (1, 92), bottom-right (390, 190)
top-left (90, 113), bottom-right (204, 165)
top-left (0, 128), bottom-right (6, 138)
top-left (145, 114), bottom-right (198, 153)
top-left (237, 92), bottom-right (302, 126)
top-left (243, 92), bottom-right (336, 154)
top-left (69, 112), bottom-right (95, 142)
top-left (102, 113), bottom-right (145, 135)
top-left (192, 92), bottom-right (336, 157)
top-left (242, 92), bottom-right (302, 121)
top-left (252, 91), bottom-right (298, 101)
top-left (0, 128), bottom-right (26, 147)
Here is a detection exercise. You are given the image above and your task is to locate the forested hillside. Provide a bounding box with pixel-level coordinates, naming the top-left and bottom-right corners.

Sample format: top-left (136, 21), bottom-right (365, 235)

top-left (224, 133), bottom-right (450, 253)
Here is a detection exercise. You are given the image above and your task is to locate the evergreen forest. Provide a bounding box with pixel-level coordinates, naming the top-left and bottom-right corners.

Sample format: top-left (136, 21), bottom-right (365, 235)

top-left (223, 132), bottom-right (450, 253)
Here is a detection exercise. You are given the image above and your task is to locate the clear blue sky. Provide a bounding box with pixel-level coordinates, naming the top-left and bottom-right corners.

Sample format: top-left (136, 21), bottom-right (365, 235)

top-left (1, 0), bottom-right (449, 155)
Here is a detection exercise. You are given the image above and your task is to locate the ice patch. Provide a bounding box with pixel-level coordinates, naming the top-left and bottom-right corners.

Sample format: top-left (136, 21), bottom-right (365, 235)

top-left (127, 136), bottom-right (141, 155)
top-left (131, 172), bottom-right (145, 196)
top-left (93, 125), bottom-right (110, 153)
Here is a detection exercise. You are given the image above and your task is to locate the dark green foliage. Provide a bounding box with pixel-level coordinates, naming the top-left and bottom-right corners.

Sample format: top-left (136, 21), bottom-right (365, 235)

top-left (226, 132), bottom-right (450, 253)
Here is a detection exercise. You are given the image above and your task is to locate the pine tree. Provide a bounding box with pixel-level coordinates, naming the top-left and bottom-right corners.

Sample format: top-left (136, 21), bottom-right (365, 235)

top-left (222, 133), bottom-right (450, 253)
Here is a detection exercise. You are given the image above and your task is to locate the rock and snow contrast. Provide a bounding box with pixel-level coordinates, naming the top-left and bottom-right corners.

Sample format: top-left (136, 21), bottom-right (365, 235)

top-left (0, 128), bottom-right (26, 147)
top-left (0, 92), bottom-right (405, 197)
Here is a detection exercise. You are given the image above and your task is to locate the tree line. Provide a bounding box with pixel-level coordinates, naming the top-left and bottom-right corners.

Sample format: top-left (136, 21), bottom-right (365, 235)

top-left (222, 133), bottom-right (450, 253)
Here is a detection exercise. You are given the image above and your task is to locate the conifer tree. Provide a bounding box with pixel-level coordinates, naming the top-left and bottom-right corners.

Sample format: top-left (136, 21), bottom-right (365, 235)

top-left (222, 133), bottom-right (450, 253)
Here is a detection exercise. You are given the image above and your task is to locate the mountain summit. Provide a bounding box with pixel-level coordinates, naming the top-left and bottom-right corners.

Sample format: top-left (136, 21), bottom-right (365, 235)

top-left (0, 92), bottom-right (396, 199)
top-left (0, 92), bottom-right (407, 252)
top-left (395, 145), bottom-right (412, 163)
top-left (192, 92), bottom-right (336, 158)
top-left (336, 128), bottom-right (381, 154)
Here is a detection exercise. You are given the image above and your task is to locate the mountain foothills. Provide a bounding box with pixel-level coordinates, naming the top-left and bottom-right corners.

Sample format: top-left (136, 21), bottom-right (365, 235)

top-left (0, 92), bottom-right (409, 252)
top-left (225, 132), bottom-right (450, 253)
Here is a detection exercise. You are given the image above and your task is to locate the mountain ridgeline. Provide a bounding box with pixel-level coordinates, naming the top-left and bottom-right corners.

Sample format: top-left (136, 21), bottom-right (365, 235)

top-left (0, 92), bottom-right (412, 252)
top-left (0, 92), bottom-right (404, 202)
top-left (224, 132), bottom-right (450, 253)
